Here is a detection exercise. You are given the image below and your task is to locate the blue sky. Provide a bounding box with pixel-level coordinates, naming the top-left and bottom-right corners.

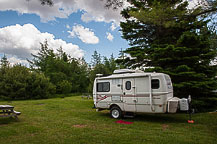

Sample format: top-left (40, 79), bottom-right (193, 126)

top-left (0, 0), bottom-right (130, 65)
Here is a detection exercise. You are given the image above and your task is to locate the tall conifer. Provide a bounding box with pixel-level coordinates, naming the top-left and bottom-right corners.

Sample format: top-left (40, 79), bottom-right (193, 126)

top-left (120, 0), bottom-right (217, 103)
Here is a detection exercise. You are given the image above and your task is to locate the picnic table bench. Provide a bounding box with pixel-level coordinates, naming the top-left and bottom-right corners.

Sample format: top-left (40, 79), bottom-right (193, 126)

top-left (0, 105), bottom-right (21, 119)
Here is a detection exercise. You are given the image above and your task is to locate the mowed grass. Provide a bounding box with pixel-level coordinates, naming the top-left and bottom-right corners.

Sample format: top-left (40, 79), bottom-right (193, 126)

top-left (0, 96), bottom-right (216, 144)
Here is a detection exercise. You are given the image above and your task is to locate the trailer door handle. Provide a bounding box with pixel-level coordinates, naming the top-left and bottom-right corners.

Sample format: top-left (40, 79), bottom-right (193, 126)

top-left (133, 100), bottom-right (137, 103)
top-left (123, 92), bottom-right (125, 95)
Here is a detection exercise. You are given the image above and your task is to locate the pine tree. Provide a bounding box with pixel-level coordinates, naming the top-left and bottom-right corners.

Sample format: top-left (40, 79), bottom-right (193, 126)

top-left (91, 50), bottom-right (102, 67)
top-left (0, 54), bottom-right (9, 68)
top-left (119, 0), bottom-right (217, 105)
top-left (88, 51), bottom-right (119, 93)
top-left (28, 40), bottom-right (55, 72)
top-left (29, 41), bottom-right (90, 94)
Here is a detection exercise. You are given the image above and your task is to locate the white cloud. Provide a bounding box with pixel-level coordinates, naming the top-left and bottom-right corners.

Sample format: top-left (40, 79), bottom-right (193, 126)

top-left (0, 0), bottom-right (77, 22)
top-left (66, 24), bottom-right (70, 29)
top-left (187, 0), bottom-right (209, 9)
top-left (106, 32), bottom-right (114, 41)
top-left (68, 25), bottom-right (99, 44)
top-left (77, 0), bottom-right (124, 25)
top-left (0, 24), bottom-right (84, 63)
top-left (110, 22), bottom-right (118, 31)
top-left (0, 0), bottom-right (126, 24)
top-left (7, 56), bottom-right (29, 66)
top-left (0, 0), bottom-right (201, 25)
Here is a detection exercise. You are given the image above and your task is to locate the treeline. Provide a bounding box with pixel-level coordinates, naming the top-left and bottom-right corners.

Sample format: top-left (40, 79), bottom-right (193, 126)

top-left (0, 56), bottom-right (55, 100)
top-left (0, 42), bottom-right (120, 100)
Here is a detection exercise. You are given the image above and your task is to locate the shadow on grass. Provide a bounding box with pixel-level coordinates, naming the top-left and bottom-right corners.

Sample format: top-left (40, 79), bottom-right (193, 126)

top-left (98, 111), bottom-right (187, 124)
top-left (0, 117), bottom-right (19, 126)
top-left (132, 113), bottom-right (187, 123)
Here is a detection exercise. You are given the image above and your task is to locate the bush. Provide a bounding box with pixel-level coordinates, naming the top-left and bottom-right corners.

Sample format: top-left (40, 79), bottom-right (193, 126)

top-left (56, 80), bottom-right (72, 94)
top-left (0, 65), bottom-right (55, 100)
top-left (26, 72), bottom-right (56, 99)
top-left (192, 97), bottom-right (217, 112)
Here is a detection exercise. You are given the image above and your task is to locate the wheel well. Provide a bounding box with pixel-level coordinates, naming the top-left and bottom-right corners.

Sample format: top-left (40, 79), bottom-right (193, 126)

top-left (109, 104), bottom-right (120, 110)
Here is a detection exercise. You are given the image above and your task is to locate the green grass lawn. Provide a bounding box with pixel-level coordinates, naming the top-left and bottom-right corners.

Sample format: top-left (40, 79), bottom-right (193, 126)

top-left (0, 96), bottom-right (216, 144)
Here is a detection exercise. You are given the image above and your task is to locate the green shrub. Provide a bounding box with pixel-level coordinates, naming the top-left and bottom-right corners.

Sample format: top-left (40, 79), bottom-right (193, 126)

top-left (192, 97), bottom-right (217, 112)
top-left (56, 80), bottom-right (72, 94)
top-left (0, 65), bottom-right (55, 100)
top-left (26, 72), bottom-right (56, 99)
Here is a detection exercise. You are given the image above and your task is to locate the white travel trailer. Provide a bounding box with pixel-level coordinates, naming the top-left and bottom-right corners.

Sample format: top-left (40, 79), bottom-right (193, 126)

top-left (93, 69), bottom-right (190, 119)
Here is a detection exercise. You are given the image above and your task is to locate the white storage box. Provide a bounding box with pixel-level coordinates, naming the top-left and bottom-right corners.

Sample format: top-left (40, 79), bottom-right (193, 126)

top-left (179, 98), bottom-right (189, 111)
top-left (167, 97), bottom-right (179, 113)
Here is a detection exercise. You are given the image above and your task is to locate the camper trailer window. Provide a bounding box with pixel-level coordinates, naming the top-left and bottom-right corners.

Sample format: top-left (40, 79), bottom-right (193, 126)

top-left (126, 81), bottom-right (131, 90)
top-left (97, 82), bottom-right (110, 92)
top-left (151, 79), bottom-right (160, 89)
top-left (165, 75), bottom-right (172, 89)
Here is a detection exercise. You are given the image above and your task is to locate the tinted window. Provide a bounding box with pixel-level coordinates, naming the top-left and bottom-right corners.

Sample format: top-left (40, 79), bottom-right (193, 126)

top-left (103, 82), bottom-right (110, 92)
top-left (126, 81), bottom-right (131, 90)
top-left (97, 83), bottom-right (103, 92)
top-left (151, 79), bottom-right (160, 89)
top-left (97, 82), bottom-right (110, 92)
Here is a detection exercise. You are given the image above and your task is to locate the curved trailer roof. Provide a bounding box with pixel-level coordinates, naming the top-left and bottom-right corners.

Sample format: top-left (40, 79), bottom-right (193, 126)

top-left (96, 72), bottom-right (165, 80)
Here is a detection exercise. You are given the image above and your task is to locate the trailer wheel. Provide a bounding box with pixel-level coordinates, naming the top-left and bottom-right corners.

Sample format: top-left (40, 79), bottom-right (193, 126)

top-left (110, 106), bottom-right (122, 119)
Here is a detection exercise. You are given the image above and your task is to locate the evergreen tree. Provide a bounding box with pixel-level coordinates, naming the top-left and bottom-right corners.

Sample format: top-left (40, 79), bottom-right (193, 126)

top-left (109, 54), bottom-right (117, 73)
top-left (39, 0), bottom-right (53, 5)
top-left (29, 40), bottom-right (55, 73)
top-left (119, 0), bottom-right (217, 108)
top-left (0, 54), bottom-right (9, 68)
top-left (0, 63), bottom-right (55, 100)
top-left (27, 0), bottom-right (53, 6)
top-left (116, 48), bottom-right (128, 69)
top-left (104, 54), bottom-right (118, 74)
top-left (88, 51), bottom-right (105, 93)
top-left (29, 41), bottom-right (89, 94)
top-left (91, 50), bottom-right (102, 67)
top-left (88, 51), bottom-right (119, 93)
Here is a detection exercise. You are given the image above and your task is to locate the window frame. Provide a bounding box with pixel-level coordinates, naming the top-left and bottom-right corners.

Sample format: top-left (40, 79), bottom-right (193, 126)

top-left (151, 79), bottom-right (160, 89)
top-left (96, 82), bottom-right (110, 92)
top-left (125, 81), bottom-right (131, 90)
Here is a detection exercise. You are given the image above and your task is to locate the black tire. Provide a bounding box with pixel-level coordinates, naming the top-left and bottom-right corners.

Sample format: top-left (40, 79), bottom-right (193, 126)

top-left (110, 106), bottom-right (122, 119)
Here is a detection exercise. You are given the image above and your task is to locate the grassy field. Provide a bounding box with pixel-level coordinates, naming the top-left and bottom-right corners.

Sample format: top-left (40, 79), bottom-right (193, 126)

top-left (0, 96), bottom-right (216, 144)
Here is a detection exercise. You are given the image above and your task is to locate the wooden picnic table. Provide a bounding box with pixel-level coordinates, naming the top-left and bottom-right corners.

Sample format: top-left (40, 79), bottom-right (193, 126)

top-left (0, 105), bottom-right (21, 119)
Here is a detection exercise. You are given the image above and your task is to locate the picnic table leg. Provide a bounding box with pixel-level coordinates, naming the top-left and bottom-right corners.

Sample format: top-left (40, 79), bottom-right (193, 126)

top-left (7, 110), bottom-right (9, 116)
top-left (13, 110), bottom-right (21, 120)
top-left (14, 115), bottom-right (18, 120)
top-left (3, 110), bottom-right (6, 116)
top-left (7, 110), bottom-right (12, 117)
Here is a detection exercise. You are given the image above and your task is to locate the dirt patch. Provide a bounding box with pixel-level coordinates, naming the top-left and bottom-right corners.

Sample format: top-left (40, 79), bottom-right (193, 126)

top-left (101, 110), bottom-right (109, 114)
top-left (162, 124), bottom-right (169, 130)
top-left (72, 124), bottom-right (87, 128)
top-left (0, 124), bottom-right (8, 127)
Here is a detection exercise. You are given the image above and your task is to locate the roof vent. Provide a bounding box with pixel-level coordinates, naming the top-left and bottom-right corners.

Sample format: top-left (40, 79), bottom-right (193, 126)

top-left (113, 69), bottom-right (135, 74)
top-left (96, 74), bottom-right (103, 77)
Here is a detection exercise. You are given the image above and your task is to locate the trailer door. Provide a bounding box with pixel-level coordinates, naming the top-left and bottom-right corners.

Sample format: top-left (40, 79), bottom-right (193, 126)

top-left (134, 77), bottom-right (151, 112)
top-left (123, 78), bottom-right (136, 112)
